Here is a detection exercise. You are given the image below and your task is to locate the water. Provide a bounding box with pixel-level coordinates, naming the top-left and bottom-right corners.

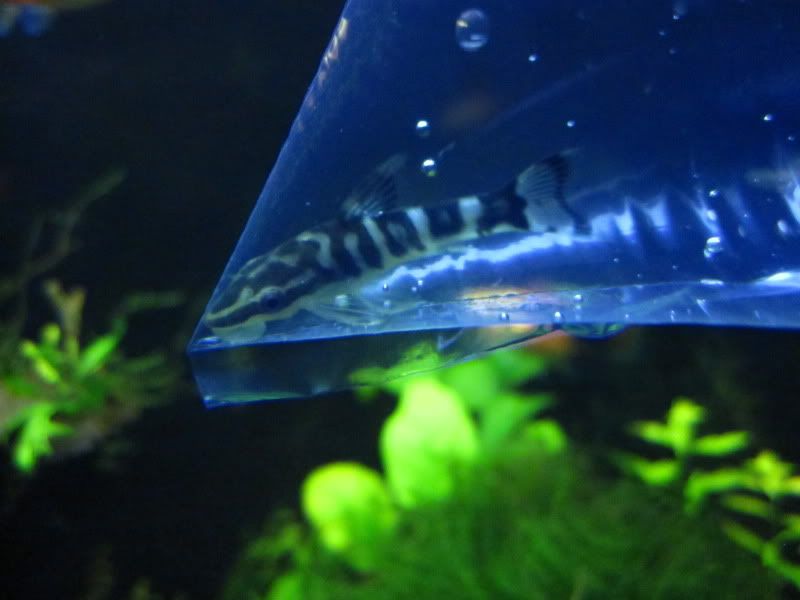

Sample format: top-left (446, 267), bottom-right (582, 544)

top-left (190, 0), bottom-right (800, 404)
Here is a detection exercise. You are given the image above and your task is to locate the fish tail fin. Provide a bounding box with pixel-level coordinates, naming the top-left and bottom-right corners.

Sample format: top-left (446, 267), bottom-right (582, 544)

top-left (514, 152), bottom-right (588, 232)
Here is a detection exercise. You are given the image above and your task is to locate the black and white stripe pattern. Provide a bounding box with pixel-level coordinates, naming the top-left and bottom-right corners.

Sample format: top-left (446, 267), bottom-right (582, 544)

top-left (205, 154), bottom-right (576, 333)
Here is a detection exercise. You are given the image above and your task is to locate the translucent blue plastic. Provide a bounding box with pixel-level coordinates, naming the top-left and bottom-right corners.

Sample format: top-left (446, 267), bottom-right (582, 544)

top-left (189, 0), bottom-right (800, 405)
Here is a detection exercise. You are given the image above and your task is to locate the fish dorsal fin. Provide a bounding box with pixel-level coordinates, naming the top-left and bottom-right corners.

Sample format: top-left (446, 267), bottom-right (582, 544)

top-left (339, 153), bottom-right (405, 221)
top-left (514, 152), bottom-right (587, 230)
top-left (514, 153), bottom-right (570, 207)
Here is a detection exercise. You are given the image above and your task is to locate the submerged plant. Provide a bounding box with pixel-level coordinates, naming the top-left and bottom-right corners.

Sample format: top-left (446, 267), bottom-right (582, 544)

top-left (222, 349), bottom-right (779, 600)
top-left (0, 171), bottom-right (183, 472)
top-left (620, 397), bottom-right (800, 590)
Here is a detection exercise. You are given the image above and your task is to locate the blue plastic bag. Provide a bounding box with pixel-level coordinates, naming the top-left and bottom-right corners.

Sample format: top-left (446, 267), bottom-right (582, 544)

top-left (189, 0), bottom-right (800, 404)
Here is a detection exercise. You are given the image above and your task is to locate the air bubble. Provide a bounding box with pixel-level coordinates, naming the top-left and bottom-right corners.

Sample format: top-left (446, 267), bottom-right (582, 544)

top-left (415, 119), bottom-right (431, 137)
top-left (553, 311), bottom-right (564, 323)
top-left (573, 293), bottom-right (584, 304)
top-left (788, 135), bottom-right (796, 142)
top-left (669, 309), bottom-right (677, 322)
top-left (705, 209), bottom-right (718, 222)
top-left (763, 113), bottom-right (774, 122)
top-left (527, 53), bottom-right (539, 62)
top-left (334, 294), bottom-right (349, 307)
top-left (708, 188), bottom-right (719, 198)
top-left (777, 219), bottom-right (791, 237)
top-left (703, 236), bottom-right (723, 258)
top-left (421, 158), bottom-right (437, 177)
top-left (383, 300), bottom-right (392, 309)
top-left (499, 312), bottom-right (510, 321)
top-left (382, 283), bottom-right (389, 292)
top-left (566, 119), bottom-right (576, 128)
top-left (455, 9), bottom-right (490, 52)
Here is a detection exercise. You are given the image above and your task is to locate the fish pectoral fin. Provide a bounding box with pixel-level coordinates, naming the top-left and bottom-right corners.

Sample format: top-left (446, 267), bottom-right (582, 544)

top-left (306, 295), bottom-right (383, 327)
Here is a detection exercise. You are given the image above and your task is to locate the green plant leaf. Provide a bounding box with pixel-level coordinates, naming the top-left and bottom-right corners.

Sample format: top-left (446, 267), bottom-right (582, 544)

top-left (692, 431), bottom-right (749, 457)
top-left (41, 323), bottom-right (61, 348)
top-left (629, 420), bottom-right (676, 449)
top-left (519, 419), bottom-right (567, 454)
top-left (721, 520), bottom-right (766, 555)
top-left (77, 333), bottom-right (121, 378)
top-left (20, 340), bottom-right (61, 384)
top-left (763, 528), bottom-right (800, 589)
top-left (10, 404), bottom-right (73, 472)
top-left (479, 392), bottom-right (552, 453)
top-left (267, 573), bottom-right (303, 600)
top-left (614, 453), bottom-right (681, 486)
top-left (720, 493), bottom-right (775, 521)
top-left (439, 359), bottom-right (500, 411)
top-left (380, 377), bottom-right (478, 508)
top-left (666, 398), bottom-right (706, 456)
top-left (741, 451), bottom-right (800, 500)
top-left (684, 468), bottom-right (745, 512)
top-left (301, 462), bottom-right (396, 571)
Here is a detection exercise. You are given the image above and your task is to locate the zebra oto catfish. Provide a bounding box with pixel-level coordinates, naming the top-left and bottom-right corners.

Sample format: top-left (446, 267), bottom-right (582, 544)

top-left (204, 153), bottom-right (585, 341)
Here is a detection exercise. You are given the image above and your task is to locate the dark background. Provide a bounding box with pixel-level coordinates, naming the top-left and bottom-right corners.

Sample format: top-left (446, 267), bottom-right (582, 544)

top-left (2, 1), bottom-right (800, 598)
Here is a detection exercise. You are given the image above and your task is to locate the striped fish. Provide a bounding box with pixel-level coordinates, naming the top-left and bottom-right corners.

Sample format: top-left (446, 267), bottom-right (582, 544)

top-left (205, 154), bottom-right (583, 341)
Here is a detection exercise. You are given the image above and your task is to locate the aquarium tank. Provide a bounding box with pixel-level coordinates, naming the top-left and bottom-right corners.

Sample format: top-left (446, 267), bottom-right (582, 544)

top-left (4, 1), bottom-right (800, 599)
top-left (188, 0), bottom-right (800, 405)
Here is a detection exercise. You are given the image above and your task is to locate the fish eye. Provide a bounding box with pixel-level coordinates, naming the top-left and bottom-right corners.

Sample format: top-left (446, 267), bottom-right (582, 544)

top-left (260, 291), bottom-right (285, 311)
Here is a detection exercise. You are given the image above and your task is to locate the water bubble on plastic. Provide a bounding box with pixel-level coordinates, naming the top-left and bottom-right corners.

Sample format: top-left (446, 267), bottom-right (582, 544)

top-left (566, 119), bottom-right (576, 128)
top-left (708, 188), bottom-right (719, 198)
top-left (573, 293), bottom-right (584, 304)
top-left (421, 157), bottom-right (438, 177)
top-left (415, 119), bottom-right (431, 137)
top-left (527, 53), bottom-right (539, 62)
top-left (777, 219), bottom-right (791, 237)
top-left (553, 310), bottom-right (564, 323)
top-left (383, 300), bottom-right (392, 309)
top-left (705, 209), bottom-right (718, 222)
top-left (455, 9), bottom-right (490, 52)
top-left (382, 282), bottom-right (389, 291)
top-left (334, 294), bottom-right (350, 307)
top-left (499, 312), bottom-right (510, 321)
top-left (669, 309), bottom-right (677, 322)
top-left (703, 236), bottom-right (723, 258)
top-left (738, 225), bottom-right (747, 238)
top-left (763, 113), bottom-right (774, 122)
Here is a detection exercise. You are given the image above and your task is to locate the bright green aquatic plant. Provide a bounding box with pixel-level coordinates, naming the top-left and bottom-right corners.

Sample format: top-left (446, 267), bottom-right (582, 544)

top-left (0, 171), bottom-right (183, 472)
top-left (1, 280), bottom-right (182, 471)
top-left (620, 397), bottom-right (800, 590)
top-left (613, 397), bottom-right (750, 486)
top-left (222, 351), bottom-right (778, 600)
